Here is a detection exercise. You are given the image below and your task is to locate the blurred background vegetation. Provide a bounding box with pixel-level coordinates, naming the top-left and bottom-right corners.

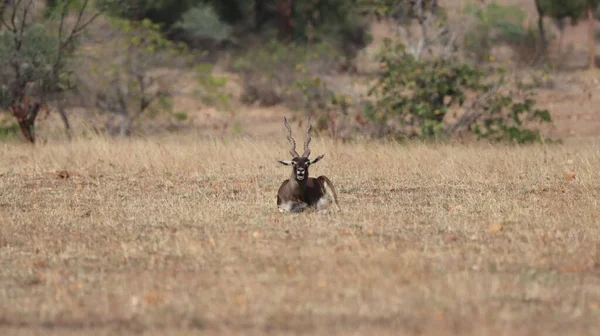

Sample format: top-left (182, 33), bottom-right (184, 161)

top-left (1, 0), bottom-right (599, 144)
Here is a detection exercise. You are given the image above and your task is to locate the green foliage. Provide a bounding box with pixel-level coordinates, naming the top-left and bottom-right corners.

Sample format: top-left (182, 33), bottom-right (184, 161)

top-left (109, 17), bottom-right (184, 53)
top-left (84, 16), bottom-right (235, 135)
top-left (196, 62), bottom-right (234, 117)
top-left (195, 62), bottom-right (238, 131)
top-left (99, 0), bottom-right (243, 34)
top-left (0, 0), bottom-right (111, 142)
top-left (358, 0), bottom-right (414, 17)
top-left (87, 18), bottom-right (187, 135)
top-left (0, 119), bottom-right (19, 140)
top-left (358, 0), bottom-right (443, 22)
top-left (174, 4), bottom-right (233, 43)
top-left (300, 0), bottom-right (372, 64)
top-left (173, 112), bottom-right (188, 121)
top-left (300, 37), bottom-right (553, 143)
top-left (463, 2), bottom-right (538, 64)
top-left (104, 0), bottom-right (368, 59)
top-left (363, 38), bottom-right (552, 142)
top-left (101, 0), bottom-right (193, 27)
top-left (535, 0), bottom-right (589, 22)
top-left (0, 23), bottom-right (60, 108)
top-left (366, 39), bottom-right (477, 138)
top-left (472, 92), bottom-right (552, 143)
top-left (295, 0), bottom-right (370, 39)
top-left (465, 2), bottom-right (527, 41)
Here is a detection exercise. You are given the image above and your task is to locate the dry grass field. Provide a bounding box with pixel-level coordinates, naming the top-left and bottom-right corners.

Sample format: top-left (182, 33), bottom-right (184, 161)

top-left (1, 134), bottom-right (600, 335)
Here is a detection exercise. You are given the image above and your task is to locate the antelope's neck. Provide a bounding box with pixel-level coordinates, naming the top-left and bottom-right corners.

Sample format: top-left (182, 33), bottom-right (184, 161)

top-left (289, 175), bottom-right (307, 188)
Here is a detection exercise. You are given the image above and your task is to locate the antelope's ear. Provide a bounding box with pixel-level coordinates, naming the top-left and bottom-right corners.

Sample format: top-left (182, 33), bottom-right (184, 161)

top-left (278, 160), bottom-right (294, 166)
top-left (309, 154), bottom-right (325, 165)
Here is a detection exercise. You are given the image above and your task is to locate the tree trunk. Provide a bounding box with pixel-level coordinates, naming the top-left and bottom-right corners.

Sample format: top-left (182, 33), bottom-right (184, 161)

top-left (57, 102), bottom-right (72, 140)
top-left (118, 114), bottom-right (132, 137)
top-left (277, 0), bottom-right (295, 41)
top-left (538, 15), bottom-right (547, 53)
top-left (255, 0), bottom-right (267, 31)
top-left (588, 4), bottom-right (596, 70)
top-left (10, 99), bottom-right (41, 144)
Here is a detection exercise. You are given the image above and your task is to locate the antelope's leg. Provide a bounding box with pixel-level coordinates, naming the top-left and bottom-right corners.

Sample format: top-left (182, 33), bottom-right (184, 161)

top-left (278, 201), bottom-right (308, 213)
top-left (292, 202), bottom-right (309, 213)
top-left (316, 197), bottom-right (331, 213)
top-left (318, 176), bottom-right (342, 212)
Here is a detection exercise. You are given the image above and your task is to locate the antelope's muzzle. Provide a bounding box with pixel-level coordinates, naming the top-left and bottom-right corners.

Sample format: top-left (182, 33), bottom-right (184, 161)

top-left (296, 167), bottom-right (306, 180)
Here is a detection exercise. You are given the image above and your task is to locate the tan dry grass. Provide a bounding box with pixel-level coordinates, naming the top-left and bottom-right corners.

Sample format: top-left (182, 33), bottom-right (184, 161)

top-left (1, 136), bottom-right (600, 335)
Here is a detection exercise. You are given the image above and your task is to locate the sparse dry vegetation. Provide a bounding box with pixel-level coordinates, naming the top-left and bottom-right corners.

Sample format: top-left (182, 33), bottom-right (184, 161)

top-left (3, 0), bottom-right (600, 334)
top-left (1, 136), bottom-right (600, 335)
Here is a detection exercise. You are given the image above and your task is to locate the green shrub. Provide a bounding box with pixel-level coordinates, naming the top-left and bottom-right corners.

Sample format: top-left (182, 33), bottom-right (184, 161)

top-left (1, 0), bottom-right (107, 142)
top-left (0, 119), bottom-right (19, 140)
top-left (83, 18), bottom-right (187, 136)
top-left (301, 38), bottom-right (554, 143)
top-left (368, 38), bottom-right (552, 142)
top-left (0, 23), bottom-right (60, 109)
top-left (195, 62), bottom-right (236, 127)
top-left (174, 4), bottom-right (233, 44)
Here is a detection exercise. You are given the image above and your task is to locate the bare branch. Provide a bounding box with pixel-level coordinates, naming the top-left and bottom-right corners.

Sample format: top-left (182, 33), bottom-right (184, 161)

top-left (135, 74), bottom-right (164, 118)
top-left (46, 0), bottom-right (101, 86)
top-left (10, 0), bottom-right (21, 32)
top-left (414, 0), bottom-right (426, 59)
top-left (3, 0), bottom-right (21, 51)
top-left (446, 79), bottom-right (506, 136)
top-left (57, 0), bottom-right (70, 44)
top-left (63, 0), bottom-right (103, 46)
top-left (18, 0), bottom-right (33, 41)
top-left (63, 4), bottom-right (101, 47)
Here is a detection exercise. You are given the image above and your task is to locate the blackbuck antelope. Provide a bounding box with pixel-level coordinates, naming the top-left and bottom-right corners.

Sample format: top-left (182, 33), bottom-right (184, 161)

top-left (277, 117), bottom-right (341, 213)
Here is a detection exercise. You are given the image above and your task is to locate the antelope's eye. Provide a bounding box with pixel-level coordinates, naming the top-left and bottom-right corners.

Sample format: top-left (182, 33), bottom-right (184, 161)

top-left (291, 161), bottom-right (296, 165)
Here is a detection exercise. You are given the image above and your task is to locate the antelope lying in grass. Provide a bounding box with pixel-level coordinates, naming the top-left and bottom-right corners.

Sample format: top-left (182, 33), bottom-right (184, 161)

top-left (277, 117), bottom-right (341, 213)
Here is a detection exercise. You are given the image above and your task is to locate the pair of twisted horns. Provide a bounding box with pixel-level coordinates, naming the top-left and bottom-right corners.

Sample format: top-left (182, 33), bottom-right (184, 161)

top-left (284, 116), bottom-right (312, 158)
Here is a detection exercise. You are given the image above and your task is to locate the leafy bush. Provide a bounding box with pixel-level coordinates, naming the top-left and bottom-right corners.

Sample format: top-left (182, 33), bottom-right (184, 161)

top-left (79, 18), bottom-right (186, 136)
top-left (195, 62), bottom-right (237, 130)
top-left (174, 4), bottom-right (233, 44)
top-left (1, 0), bottom-right (106, 142)
top-left (0, 23), bottom-right (59, 109)
top-left (0, 118), bottom-right (19, 140)
top-left (366, 41), bottom-right (482, 138)
top-left (99, 0), bottom-right (194, 28)
top-left (302, 38), bottom-right (553, 143)
top-left (73, 16), bottom-right (235, 136)
top-left (536, 0), bottom-right (588, 23)
top-left (369, 38), bottom-right (552, 142)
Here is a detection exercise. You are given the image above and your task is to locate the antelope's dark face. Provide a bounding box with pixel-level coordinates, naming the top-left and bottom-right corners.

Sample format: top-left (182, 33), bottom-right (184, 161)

top-left (279, 155), bottom-right (324, 181)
